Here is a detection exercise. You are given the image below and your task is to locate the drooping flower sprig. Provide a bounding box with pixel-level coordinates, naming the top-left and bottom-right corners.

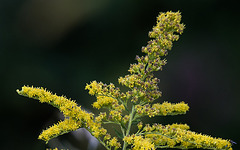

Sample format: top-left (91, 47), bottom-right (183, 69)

top-left (16, 86), bottom-right (110, 146)
top-left (17, 11), bottom-right (233, 150)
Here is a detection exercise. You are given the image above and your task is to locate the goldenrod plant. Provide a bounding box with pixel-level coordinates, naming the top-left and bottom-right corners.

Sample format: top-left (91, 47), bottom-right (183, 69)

top-left (17, 11), bottom-right (233, 150)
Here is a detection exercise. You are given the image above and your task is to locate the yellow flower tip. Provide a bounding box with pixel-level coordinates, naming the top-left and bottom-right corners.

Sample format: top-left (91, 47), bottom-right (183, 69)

top-left (18, 85), bottom-right (89, 120)
top-left (38, 118), bottom-right (80, 143)
top-left (170, 123), bottom-right (190, 130)
top-left (129, 135), bottom-right (155, 150)
top-left (137, 122), bottom-right (143, 130)
top-left (92, 96), bottom-right (119, 110)
top-left (123, 115), bottom-right (130, 124)
top-left (144, 123), bottom-right (233, 150)
top-left (17, 85), bottom-right (51, 101)
top-left (108, 137), bottom-right (121, 148)
top-left (46, 148), bottom-right (59, 150)
top-left (104, 133), bottom-right (111, 141)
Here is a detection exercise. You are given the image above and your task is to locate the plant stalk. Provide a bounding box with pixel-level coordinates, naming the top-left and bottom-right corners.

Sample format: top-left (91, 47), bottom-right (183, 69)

top-left (122, 105), bottom-right (135, 150)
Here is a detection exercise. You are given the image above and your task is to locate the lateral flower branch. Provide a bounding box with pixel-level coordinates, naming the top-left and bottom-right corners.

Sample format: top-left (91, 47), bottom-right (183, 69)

top-left (17, 11), bottom-right (233, 150)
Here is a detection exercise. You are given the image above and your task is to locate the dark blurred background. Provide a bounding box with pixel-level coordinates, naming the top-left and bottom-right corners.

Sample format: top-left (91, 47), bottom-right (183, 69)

top-left (0, 0), bottom-right (239, 149)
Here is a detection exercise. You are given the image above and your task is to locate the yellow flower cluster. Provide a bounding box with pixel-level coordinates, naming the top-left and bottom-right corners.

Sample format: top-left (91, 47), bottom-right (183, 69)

top-left (85, 81), bottom-right (120, 98)
top-left (108, 137), bottom-right (121, 149)
top-left (93, 96), bottom-right (117, 109)
top-left (95, 112), bottom-right (107, 122)
top-left (135, 101), bottom-right (189, 117)
top-left (86, 81), bottom-right (126, 124)
top-left (146, 11), bottom-right (184, 54)
top-left (89, 122), bottom-right (107, 138)
top-left (118, 74), bottom-right (143, 88)
top-left (17, 86), bottom-right (108, 143)
top-left (101, 133), bottom-right (121, 149)
top-left (18, 86), bottom-right (123, 149)
top-left (169, 123), bottom-right (190, 130)
top-left (141, 123), bottom-right (232, 150)
top-left (38, 118), bottom-right (80, 142)
top-left (109, 110), bottom-right (122, 122)
top-left (46, 148), bottom-right (64, 150)
top-left (17, 86), bottom-right (93, 122)
top-left (123, 135), bottom-right (155, 150)
top-left (93, 96), bottom-right (124, 111)
top-left (122, 115), bottom-right (130, 124)
top-left (119, 76), bottom-right (162, 103)
top-left (46, 148), bottom-right (69, 150)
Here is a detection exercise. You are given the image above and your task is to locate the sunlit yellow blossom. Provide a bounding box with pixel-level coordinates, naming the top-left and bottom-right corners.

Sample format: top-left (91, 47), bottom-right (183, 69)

top-left (17, 86), bottom-right (95, 123)
top-left (85, 81), bottom-right (121, 98)
top-left (122, 115), bottom-right (130, 124)
top-left (108, 137), bottom-right (121, 149)
top-left (169, 123), bottom-right (190, 130)
top-left (137, 122), bottom-right (143, 130)
top-left (95, 112), bottom-right (107, 122)
top-left (130, 135), bottom-right (155, 150)
top-left (123, 135), bottom-right (133, 144)
top-left (17, 86), bottom-right (109, 143)
top-left (104, 133), bottom-right (111, 141)
top-left (93, 96), bottom-right (117, 109)
top-left (38, 118), bottom-right (80, 143)
top-left (109, 137), bottom-right (118, 147)
top-left (46, 148), bottom-right (59, 150)
top-left (109, 110), bottom-right (122, 122)
top-left (85, 81), bottom-right (102, 95)
top-left (118, 74), bottom-right (143, 88)
top-left (135, 101), bottom-right (189, 118)
top-left (142, 123), bottom-right (232, 150)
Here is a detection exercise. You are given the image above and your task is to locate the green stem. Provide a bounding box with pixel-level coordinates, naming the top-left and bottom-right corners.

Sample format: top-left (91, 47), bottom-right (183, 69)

top-left (98, 138), bottom-right (111, 150)
top-left (120, 125), bottom-right (126, 137)
top-left (103, 121), bottom-right (117, 124)
top-left (123, 105), bottom-right (135, 150)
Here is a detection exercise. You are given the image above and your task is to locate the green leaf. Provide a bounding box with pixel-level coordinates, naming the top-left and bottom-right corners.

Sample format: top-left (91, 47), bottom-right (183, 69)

top-left (114, 128), bottom-right (123, 139)
top-left (132, 119), bottom-right (141, 125)
top-left (120, 122), bottom-right (127, 130)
